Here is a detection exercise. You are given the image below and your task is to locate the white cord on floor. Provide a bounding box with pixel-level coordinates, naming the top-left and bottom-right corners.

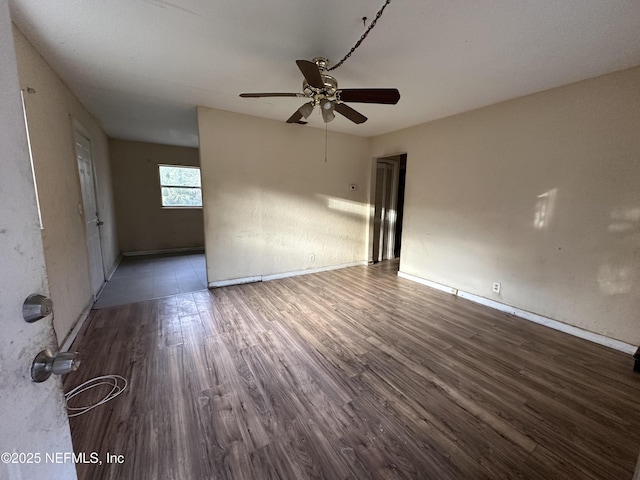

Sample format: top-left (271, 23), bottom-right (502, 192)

top-left (64, 375), bottom-right (128, 417)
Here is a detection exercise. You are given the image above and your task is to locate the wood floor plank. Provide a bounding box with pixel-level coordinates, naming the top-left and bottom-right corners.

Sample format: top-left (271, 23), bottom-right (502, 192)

top-left (65, 262), bottom-right (640, 480)
top-left (180, 313), bottom-right (206, 345)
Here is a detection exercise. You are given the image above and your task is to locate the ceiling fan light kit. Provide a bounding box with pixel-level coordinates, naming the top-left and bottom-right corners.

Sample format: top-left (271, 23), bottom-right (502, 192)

top-left (319, 97), bottom-right (335, 123)
top-left (239, 0), bottom-right (398, 126)
top-left (299, 101), bottom-right (314, 119)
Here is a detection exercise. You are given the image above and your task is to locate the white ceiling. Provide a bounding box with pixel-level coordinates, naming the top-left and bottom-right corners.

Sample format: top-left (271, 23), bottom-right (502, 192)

top-left (10, 0), bottom-right (640, 148)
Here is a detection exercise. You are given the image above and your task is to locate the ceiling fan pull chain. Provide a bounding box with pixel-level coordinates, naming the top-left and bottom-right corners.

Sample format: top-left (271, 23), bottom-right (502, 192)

top-left (327, 0), bottom-right (391, 72)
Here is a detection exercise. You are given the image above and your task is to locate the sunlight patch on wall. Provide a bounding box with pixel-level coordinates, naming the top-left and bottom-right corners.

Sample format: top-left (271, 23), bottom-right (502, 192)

top-left (316, 194), bottom-right (368, 219)
top-left (598, 205), bottom-right (640, 295)
top-left (598, 254), bottom-right (636, 295)
top-left (533, 188), bottom-right (557, 230)
top-left (608, 206), bottom-right (640, 233)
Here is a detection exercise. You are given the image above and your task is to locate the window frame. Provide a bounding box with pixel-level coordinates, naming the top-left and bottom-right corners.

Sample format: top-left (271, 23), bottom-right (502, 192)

top-left (158, 164), bottom-right (203, 209)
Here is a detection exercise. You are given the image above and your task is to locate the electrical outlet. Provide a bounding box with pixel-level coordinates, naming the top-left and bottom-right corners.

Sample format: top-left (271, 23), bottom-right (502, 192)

top-left (310, 254), bottom-right (315, 262)
top-left (492, 282), bottom-right (501, 293)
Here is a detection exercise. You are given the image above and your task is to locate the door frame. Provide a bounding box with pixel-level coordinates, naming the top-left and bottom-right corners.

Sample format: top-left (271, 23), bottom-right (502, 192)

top-left (375, 160), bottom-right (397, 262)
top-left (368, 153), bottom-right (406, 263)
top-left (71, 117), bottom-right (106, 300)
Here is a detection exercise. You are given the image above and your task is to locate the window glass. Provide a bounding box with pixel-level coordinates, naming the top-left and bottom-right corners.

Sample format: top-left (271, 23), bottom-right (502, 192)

top-left (159, 165), bottom-right (202, 207)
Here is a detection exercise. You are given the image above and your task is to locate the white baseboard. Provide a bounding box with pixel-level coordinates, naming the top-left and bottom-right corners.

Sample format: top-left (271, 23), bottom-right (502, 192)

top-left (263, 261), bottom-right (367, 281)
top-left (209, 261), bottom-right (367, 288)
top-left (105, 254), bottom-right (122, 281)
top-left (398, 271), bottom-right (637, 355)
top-left (398, 271), bottom-right (458, 295)
top-left (209, 276), bottom-right (262, 288)
top-left (122, 247), bottom-right (204, 257)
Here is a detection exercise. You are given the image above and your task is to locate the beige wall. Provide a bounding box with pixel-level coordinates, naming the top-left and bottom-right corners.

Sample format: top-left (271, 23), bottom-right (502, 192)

top-left (110, 139), bottom-right (204, 253)
top-left (197, 107), bottom-right (371, 284)
top-left (13, 26), bottom-right (119, 344)
top-left (372, 66), bottom-right (640, 345)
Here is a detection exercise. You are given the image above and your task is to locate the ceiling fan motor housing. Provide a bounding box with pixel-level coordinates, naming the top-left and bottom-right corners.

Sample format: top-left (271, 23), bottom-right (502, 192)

top-left (301, 57), bottom-right (337, 100)
top-left (303, 75), bottom-right (338, 98)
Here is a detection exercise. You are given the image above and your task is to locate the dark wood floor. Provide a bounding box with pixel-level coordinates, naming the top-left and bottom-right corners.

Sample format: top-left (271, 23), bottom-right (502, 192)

top-left (65, 262), bottom-right (640, 480)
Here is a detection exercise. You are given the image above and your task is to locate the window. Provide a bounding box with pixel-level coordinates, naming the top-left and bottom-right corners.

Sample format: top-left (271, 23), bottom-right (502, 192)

top-left (159, 165), bottom-right (202, 208)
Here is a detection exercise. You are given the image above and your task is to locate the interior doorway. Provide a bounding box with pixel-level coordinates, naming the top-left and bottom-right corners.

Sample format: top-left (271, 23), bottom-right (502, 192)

top-left (74, 124), bottom-right (105, 299)
top-left (370, 154), bottom-right (407, 263)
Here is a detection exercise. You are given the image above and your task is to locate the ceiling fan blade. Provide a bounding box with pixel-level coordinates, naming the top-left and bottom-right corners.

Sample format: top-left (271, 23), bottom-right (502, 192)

top-left (338, 88), bottom-right (400, 104)
top-left (286, 110), bottom-right (305, 124)
top-left (240, 93), bottom-right (303, 98)
top-left (296, 60), bottom-right (324, 89)
top-left (334, 103), bottom-right (367, 124)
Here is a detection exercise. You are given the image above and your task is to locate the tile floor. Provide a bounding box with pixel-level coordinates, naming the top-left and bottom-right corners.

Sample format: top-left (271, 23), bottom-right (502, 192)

top-left (94, 252), bottom-right (207, 309)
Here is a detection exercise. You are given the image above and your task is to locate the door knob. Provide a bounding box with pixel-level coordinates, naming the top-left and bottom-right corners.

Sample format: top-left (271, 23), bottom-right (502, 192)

top-left (31, 349), bottom-right (81, 383)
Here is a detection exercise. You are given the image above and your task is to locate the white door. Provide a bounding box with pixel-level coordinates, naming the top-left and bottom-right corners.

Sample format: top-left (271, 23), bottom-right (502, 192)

top-left (74, 128), bottom-right (105, 298)
top-left (0, 2), bottom-right (76, 477)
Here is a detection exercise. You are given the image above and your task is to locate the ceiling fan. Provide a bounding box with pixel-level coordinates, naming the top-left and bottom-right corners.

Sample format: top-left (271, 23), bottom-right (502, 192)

top-left (239, 57), bottom-right (400, 125)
